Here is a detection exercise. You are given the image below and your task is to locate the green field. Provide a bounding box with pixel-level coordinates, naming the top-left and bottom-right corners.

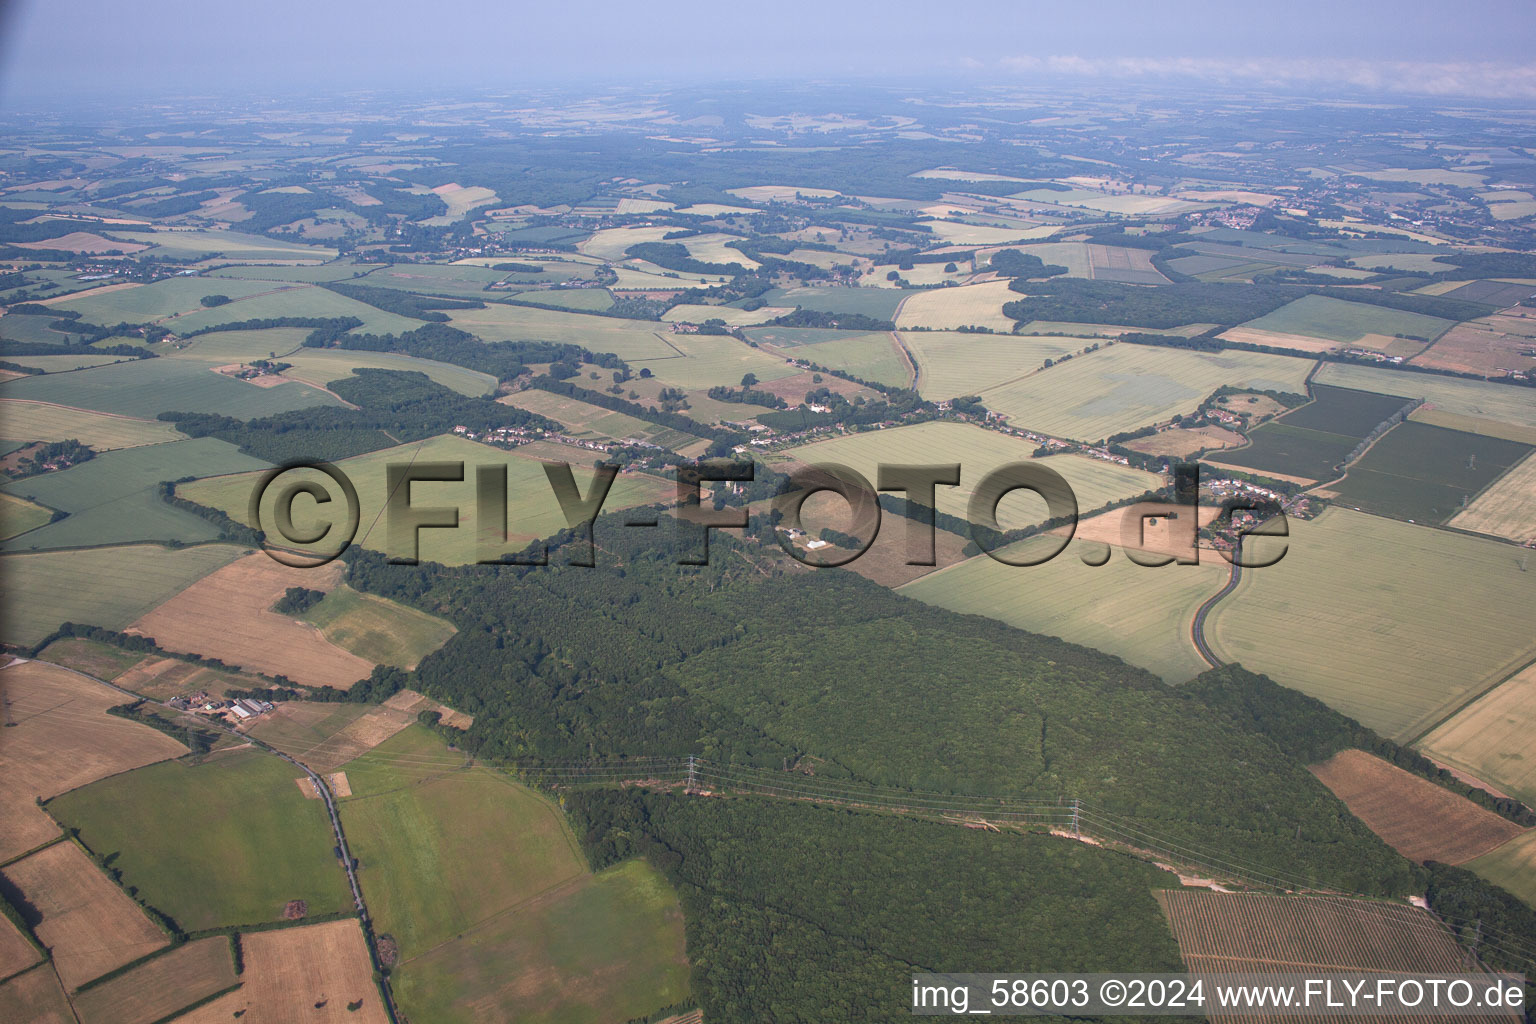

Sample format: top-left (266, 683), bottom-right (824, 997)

top-left (1210, 385), bottom-right (1413, 481)
top-left (1331, 422), bottom-right (1532, 522)
top-left (207, 262), bottom-right (386, 283)
top-left (394, 859), bottom-right (690, 1024)
top-left (163, 284), bottom-right (422, 335)
top-left (355, 262), bottom-right (509, 296)
top-left (791, 331), bottom-right (911, 387)
top-left (759, 285), bottom-right (907, 320)
top-left (740, 326), bottom-right (860, 348)
top-left (904, 332), bottom-right (1082, 400)
top-left (1313, 362), bottom-right (1536, 432)
top-left (447, 304), bottom-right (680, 359)
top-left (4, 353), bottom-right (138, 373)
top-left (972, 343), bottom-right (1314, 442)
top-left (0, 399), bottom-right (185, 449)
top-left (280, 348), bottom-right (496, 397)
top-left (1, 437), bottom-right (270, 551)
top-left (780, 421), bottom-right (1161, 526)
top-left (1207, 508), bottom-right (1536, 742)
top-left (339, 728), bottom-right (586, 957)
top-left (179, 433), bottom-right (673, 564)
top-left (105, 228), bottom-right (336, 261)
top-left (499, 387), bottom-right (703, 448)
top-left (511, 288), bottom-right (612, 312)
top-left (901, 537), bottom-right (1226, 683)
top-left (304, 585), bottom-right (456, 668)
top-left (626, 330), bottom-right (801, 390)
top-left (166, 326), bottom-right (313, 362)
top-left (0, 542), bottom-right (243, 645)
top-left (340, 728), bottom-right (690, 1024)
top-left (1239, 294), bottom-right (1454, 345)
top-left (1465, 830), bottom-right (1536, 908)
top-left (0, 491), bottom-right (53, 540)
top-left (48, 747), bottom-right (353, 931)
top-left (50, 277), bottom-right (289, 325)
top-left (0, 356), bottom-right (339, 418)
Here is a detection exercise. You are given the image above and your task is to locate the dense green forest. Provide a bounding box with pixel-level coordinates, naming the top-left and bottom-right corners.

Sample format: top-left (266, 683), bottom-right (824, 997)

top-left (567, 791), bottom-right (1192, 1024)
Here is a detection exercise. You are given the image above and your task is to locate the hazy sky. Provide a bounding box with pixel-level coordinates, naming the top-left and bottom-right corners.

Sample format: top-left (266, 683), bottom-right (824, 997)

top-left (4, 0), bottom-right (1536, 105)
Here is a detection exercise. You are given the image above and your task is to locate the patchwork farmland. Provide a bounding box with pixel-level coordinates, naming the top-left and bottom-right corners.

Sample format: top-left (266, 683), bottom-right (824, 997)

top-left (1448, 452), bottom-right (1536, 543)
top-left (1, 841), bottom-right (169, 990)
top-left (0, 659), bottom-right (189, 861)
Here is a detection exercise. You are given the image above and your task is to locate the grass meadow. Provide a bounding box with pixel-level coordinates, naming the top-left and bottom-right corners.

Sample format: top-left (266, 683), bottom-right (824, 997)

top-left (49, 747), bottom-right (353, 931)
top-left (904, 331), bottom-right (1082, 400)
top-left (339, 727), bottom-right (690, 1024)
top-left (304, 585), bottom-right (456, 669)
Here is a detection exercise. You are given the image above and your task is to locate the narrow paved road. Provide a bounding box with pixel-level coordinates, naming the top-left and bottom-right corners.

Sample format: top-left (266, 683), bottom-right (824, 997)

top-left (28, 660), bottom-right (400, 1024)
top-left (1191, 539), bottom-right (1241, 669)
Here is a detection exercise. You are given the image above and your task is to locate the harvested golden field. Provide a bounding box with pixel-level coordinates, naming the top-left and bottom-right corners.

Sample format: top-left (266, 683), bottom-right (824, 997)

top-left (0, 965), bottom-right (75, 1024)
top-left (0, 905), bottom-right (40, 980)
top-left (1309, 750), bottom-right (1526, 865)
top-left (1421, 663), bottom-right (1536, 807)
top-left (1057, 503), bottom-right (1222, 559)
top-left (2, 842), bottom-right (168, 990)
top-left (1413, 320), bottom-right (1536, 376)
top-left (73, 937), bottom-right (237, 1024)
top-left (1448, 452), bottom-right (1536, 544)
top-left (248, 700), bottom-right (415, 773)
top-left (129, 553), bottom-right (374, 689)
top-left (0, 660), bottom-right (186, 862)
top-left (172, 919), bottom-right (387, 1024)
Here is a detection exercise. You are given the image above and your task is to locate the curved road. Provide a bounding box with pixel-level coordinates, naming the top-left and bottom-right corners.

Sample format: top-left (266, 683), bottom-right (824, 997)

top-left (1191, 538), bottom-right (1241, 669)
top-left (31, 661), bottom-right (399, 1024)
